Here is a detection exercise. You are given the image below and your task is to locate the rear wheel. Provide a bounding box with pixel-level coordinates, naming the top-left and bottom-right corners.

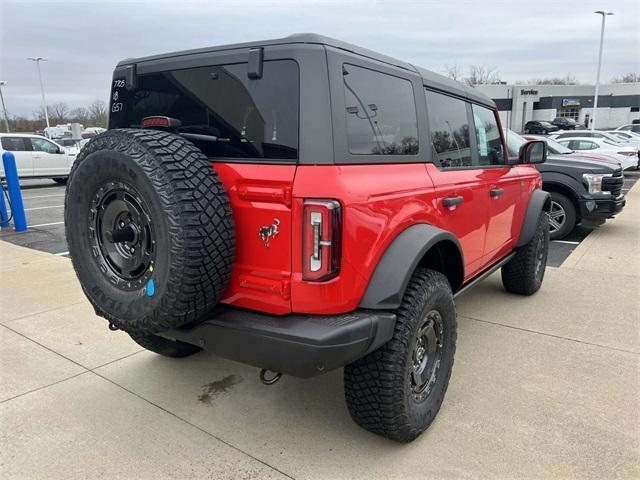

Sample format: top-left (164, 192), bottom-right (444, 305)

top-left (65, 129), bottom-right (235, 334)
top-left (548, 192), bottom-right (576, 240)
top-left (344, 269), bottom-right (457, 443)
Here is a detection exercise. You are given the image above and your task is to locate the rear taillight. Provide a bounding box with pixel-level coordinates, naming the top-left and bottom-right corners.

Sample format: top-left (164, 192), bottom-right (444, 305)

top-left (302, 199), bottom-right (341, 281)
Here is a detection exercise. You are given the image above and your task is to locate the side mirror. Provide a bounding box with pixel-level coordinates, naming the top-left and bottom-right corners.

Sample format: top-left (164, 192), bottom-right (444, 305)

top-left (57, 147), bottom-right (65, 154)
top-left (518, 140), bottom-right (547, 164)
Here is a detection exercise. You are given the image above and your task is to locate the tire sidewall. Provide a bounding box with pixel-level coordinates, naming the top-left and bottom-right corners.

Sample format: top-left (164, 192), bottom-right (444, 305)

top-left (549, 192), bottom-right (576, 240)
top-left (404, 281), bottom-right (456, 428)
top-left (66, 146), bottom-right (173, 328)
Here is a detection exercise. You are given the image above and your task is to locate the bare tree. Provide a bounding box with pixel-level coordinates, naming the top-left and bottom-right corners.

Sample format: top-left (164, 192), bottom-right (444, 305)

top-left (465, 64), bottom-right (502, 85)
top-left (87, 100), bottom-right (108, 127)
top-left (611, 72), bottom-right (640, 83)
top-left (69, 107), bottom-right (90, 125)
top-left (529, 74), bottom-right (579, 85)
top-left (443, 64), bottom-right (464, 82)
top-left (49, 102), bottom-right (70, 124)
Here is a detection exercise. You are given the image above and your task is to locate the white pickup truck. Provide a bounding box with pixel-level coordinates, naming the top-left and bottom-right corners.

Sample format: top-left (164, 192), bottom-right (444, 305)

top-left (0, 133), bottom-right (74, 183)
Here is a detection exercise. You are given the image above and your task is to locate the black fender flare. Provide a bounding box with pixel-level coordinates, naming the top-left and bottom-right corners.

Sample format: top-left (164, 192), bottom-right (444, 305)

top-left (359, 224), bottom-right (463, 310)
top-left (515, 189), bottom-right (552, 247)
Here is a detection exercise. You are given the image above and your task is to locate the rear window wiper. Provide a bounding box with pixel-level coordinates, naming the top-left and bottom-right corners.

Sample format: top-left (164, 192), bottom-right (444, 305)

top-left (180, 132), bottom-right (230, 143)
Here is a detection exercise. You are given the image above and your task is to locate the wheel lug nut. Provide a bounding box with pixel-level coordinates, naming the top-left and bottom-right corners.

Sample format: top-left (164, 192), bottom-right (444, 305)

top-left (130, 247), bottom-right (135, 253)
top-left (119, 221), bottom-right (125, 227)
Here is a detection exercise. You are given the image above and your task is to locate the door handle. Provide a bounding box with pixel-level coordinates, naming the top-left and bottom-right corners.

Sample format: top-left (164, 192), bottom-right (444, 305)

top-left (442, 196), bottom-right (464, 208)
top-left (490, 188), bottom-right (504, 198)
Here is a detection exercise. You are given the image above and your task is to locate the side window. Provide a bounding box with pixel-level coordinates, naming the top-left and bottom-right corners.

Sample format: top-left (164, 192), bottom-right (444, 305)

top-left (1, 137), bottom-right (27, 151)
top-left (577, 140), bottom-right (596, 150)
top-left (342, 64), bottom-right (418, 155)
top-left (471, 104), bottom-right (505, 165)
top-left (425, 89), bottom-right (471, 168)
top-left (31, 138), bottom-right (59, 153)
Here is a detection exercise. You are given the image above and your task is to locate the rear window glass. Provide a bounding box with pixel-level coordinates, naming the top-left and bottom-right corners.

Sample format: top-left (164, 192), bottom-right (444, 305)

top-left (1, 137), bottom-right (28, 151)
top-left (342, 64), bottom-right (418, 155)
top-left (109, 60), bottom-right (299, 161)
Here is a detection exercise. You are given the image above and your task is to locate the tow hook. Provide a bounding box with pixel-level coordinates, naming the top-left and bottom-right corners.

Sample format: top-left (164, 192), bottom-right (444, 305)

top-left (259, 369), bottom-right (282, 385)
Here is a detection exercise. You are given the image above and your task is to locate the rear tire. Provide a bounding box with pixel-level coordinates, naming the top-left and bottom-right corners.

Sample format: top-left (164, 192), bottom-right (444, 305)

top-left (502, 211), bottom-right (549, 295)
top-left (344, 269), bottom-right (457, 443)
top-left (65, 129), bottom-right (235, 334)
top-left (548, 192), bottom-right (576, 240)
top-left (129, 333), bottom-right (201, 358)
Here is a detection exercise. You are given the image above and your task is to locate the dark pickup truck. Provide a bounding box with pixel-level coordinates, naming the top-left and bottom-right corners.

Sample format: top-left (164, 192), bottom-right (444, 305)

top-left (507, 130), bottom-right (625, 239)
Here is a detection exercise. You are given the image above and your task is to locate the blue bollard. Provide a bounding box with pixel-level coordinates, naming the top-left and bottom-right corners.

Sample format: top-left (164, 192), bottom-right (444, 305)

top-left (0, 183), bottom-right (9, 228)
top-left (2, 151), bottom-right (27, 232)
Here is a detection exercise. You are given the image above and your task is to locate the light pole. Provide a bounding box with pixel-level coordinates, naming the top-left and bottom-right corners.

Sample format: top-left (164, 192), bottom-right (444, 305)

top-left (592, 11), bottom-right (614, 131)
top-left (27, 57), bottom-right (50, 129)
top-left (0, 81), bottom-right (9, 132)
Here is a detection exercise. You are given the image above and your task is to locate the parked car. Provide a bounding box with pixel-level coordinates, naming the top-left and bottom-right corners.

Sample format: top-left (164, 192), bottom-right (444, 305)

top-left (552, 117), bottom-right (583, 130)
top-left (65, 34), bottom-right (551, 443)
top-left (603, 130), bottom-right (640, 148)
top-left (57, 138), bottom-right (82, 157)
top-left (508, 130), bottom-right (625, 239)
top-left (0, 133), bottom-right (74, 183)
top-left (523, 134), bottom-right (622, 167)
top-left (549, 129), bottom-right (633, 145)
top-left (555, 137), bottom-right (639, 170)
top-left (616, 123), bottom-right (640, 134)
top-left (524, 120), bottom-right (559, 135)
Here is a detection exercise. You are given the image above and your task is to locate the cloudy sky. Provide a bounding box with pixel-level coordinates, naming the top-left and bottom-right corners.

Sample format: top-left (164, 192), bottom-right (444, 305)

top-left (1, 0), bottom-right (638, 116)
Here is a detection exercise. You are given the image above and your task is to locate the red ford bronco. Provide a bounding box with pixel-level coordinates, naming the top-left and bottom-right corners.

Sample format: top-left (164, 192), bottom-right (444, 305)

top-left (65, 34), bottom-right (550, 442)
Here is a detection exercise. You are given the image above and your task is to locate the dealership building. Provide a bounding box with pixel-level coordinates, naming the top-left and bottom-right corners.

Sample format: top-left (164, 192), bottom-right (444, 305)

top-left (474, 83), bottom-right (640, 133)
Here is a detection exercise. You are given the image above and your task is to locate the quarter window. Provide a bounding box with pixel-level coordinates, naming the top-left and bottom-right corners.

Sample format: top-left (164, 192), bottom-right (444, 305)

top-left (425, 89), bottom-right (471, 168)
top-left (1, 137), bottom-right (28, 151)
top-left (342, 64), bottom-right (418, 155)
top-left (471, 104), bottom-right (505, 165)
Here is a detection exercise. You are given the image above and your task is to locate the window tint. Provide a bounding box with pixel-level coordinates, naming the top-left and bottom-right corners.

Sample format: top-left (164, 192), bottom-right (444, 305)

top-left (425, 90), bottom-right (471, 167)
top-left (471, 104), bottom-right (504, 165)
top-left (110, 60), bottom-right (299, 161)
top-left (1, 137), bottom-right (28, 151)
top-left (31, 138), bottom-right (59, 153)
top-left (342, 64), bottom-right (418, 155)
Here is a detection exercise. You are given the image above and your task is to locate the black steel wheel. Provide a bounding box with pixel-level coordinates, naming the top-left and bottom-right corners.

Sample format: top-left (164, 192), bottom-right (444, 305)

top-left (344, 269), bottom-right (457, 443)
top-left (91, 181), bottom-right (156, 290)
top-left (502, 211), bottom-right (549, 295)
top-left (65, 129), bottom-right (235, 334)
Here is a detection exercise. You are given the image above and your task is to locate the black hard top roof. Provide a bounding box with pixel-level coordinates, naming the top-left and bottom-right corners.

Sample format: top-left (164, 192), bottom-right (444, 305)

top-left (118, 33), bottom-right (494, 107)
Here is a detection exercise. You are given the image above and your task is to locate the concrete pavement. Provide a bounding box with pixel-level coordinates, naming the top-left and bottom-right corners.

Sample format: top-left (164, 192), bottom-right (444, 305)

top-left (1, 184), bottom-right (638, 479)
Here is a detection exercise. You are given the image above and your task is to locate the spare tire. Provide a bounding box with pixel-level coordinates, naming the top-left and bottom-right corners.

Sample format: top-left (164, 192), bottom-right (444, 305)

top-left (65, 129), bottom-right (234, 334)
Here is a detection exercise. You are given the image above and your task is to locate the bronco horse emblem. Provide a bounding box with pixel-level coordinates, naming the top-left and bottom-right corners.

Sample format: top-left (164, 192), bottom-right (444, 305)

top-left (259, 218), bottom-right (280, 247)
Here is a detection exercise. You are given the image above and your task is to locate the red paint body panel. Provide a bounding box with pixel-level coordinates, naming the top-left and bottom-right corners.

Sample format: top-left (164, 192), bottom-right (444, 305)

top-left (213, 162), bottom-right (295, 315)
top-left (213, 159), bottom-right (541, 316)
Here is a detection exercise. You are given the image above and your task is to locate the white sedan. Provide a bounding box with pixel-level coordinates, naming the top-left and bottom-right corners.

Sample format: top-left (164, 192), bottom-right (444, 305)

top-left (556, 137), bottom-right (639, 171)
top-left (0, 133), bottom-right (75, 183)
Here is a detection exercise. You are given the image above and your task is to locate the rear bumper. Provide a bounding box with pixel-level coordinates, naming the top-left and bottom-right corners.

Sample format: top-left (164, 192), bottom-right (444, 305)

top-left (159, 307), bottom-right (396, 378)
top-left (579, 195), bottom-right (626, 226)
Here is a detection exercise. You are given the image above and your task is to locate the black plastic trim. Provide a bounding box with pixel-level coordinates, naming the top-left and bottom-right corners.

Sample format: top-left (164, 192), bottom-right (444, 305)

top-left (515, 189), bottom-right (552, 247)
top-left (359, 224), bottom-right (464, 310)
top-left (159, 307), bottom-right (396, 378)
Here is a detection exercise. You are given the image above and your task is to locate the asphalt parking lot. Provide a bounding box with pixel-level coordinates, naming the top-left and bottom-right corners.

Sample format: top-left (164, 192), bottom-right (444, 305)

top-left (2, 171), bottom-right (639, 266)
